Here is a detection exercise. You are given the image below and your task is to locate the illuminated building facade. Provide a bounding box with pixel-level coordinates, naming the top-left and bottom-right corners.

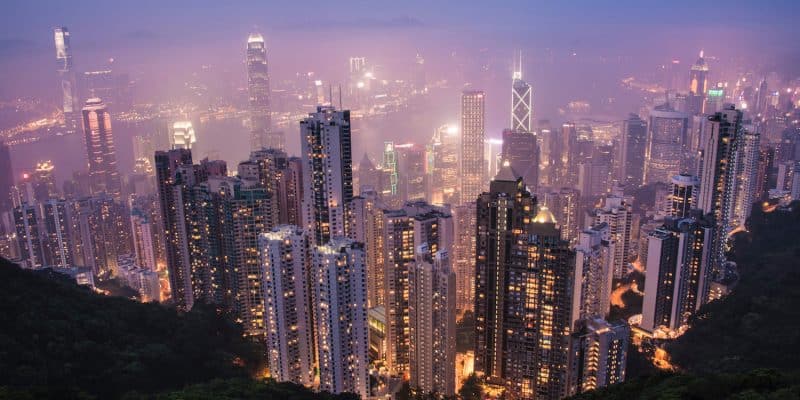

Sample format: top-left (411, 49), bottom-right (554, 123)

top-left (54, 27), bottom-right (79, 130)
top-left (474, 163), bottom-right (536, 382)
top-left (590, 195), bottom-right (633, 278)
top-left (511, 53), bottom-right (532, 133)
top-left (645, 104), bottom-right (689, 185)
top-left (453, 203), bottom-right (476, 314)
top-left (461, 90), bottom-right (486, 202)
top-left (620, 114), bottom-right (647, 187)
top-left (259, 226), bottom-right (315, 386)
top-left (300, 106), bottom-right (354, 245)
top-left (429, 125), bottom-right (460, 205)
top-left (382, 201), bottom-right (453, 376)
top-left (171, 121), bottom-right (197, 150)
top-left (409, 249), bottom-right (456, 396)
top-left (668, 174), bottom-right (699, 219)
top-left (312, 238), bottom-right (369, 399)
top-left (567, 318), bottom-right (629, 395)
top-left (641, 213), bottom-right (713, 333)
top-left (247, 33), bottom-right (283, 150)
top-left (688, 50), bottom-right (709, 115)
top-left (81, 98), bottom-right (121, 197)
top-left (572, 223), bottom-right (612, 325)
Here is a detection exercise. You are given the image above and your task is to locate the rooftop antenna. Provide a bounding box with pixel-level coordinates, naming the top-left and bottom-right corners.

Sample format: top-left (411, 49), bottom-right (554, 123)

top-left (338, 84), bottom-right (343, 109)
top-left (328, 84), bottom-right (333, 106)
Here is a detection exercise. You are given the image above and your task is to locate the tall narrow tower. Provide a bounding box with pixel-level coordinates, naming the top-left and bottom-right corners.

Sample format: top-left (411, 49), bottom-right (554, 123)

top-left (247, 33), bottom-right (282, 150)
top-left (81, 98), bottom-right (121, 197)
top-left (300, 106), bottom-right (354, 245)
top-left (461, 90), bottom-right (486, 202)
top-left (510, 51), bottom-right (532, 133)
top-left (54, 27), bottom-right (79, 130)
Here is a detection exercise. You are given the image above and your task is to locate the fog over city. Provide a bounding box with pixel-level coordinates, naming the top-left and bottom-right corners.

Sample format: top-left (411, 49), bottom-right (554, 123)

top-left (1, 1), bottom-right (800, 399)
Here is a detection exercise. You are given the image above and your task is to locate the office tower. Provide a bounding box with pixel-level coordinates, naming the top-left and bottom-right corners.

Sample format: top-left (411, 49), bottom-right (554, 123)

top-left (13, 204), bottom-right (43, 268)
top-left (0, 141), bottom-right (12, 214)
top-left (567, 318), bottom-right (629, 396)
top-left (590, 195), bottom-right (633, 279)
top-left (577, 145), bottom-right (613, 200)
top-left (312, 239), bottom-right (369, 399)
top-left (641, 213), bottom-right (713, 333)
top-left (247, 33), bottom-right (282, 150)
top-left (687, 50), bottom-right (709, 115)
top-left (429, 125), bottom-right (460, 205)
top-left (502, 128), bottom-right (539, 192)
top-left (171, 121), bottom-right (196, 150)
top-left (511, 53), bottom-right (532, 133)
top-left (300, 106), bottom-right (354, 245)
top-left (698, 105), bottom-right (742, 272)
top-left (414, 53), bottom-right (427, 92)
top-left (754, 146), bottom-right (774, 202)
top-left (155, 149), bottom-right (194, 309)
top-left (537, 120), bottom-right (556, 186)
top-left (667, 174), bottom-right (699, 218)
top-left (130, 207), bottom-right (157, 271)
top-left (348, 189), bottom-right (385, 308)
top-left (542, 187), bottom-right (581, 243)
top-left (572, 224), bottom-right (612, 326)
top-left (31, 161), bottom-right (58, 202)
top-left (733, 124), bottom-right (761, 227)
top-left (453, 203), bottom-right (476, 314)
top-left (381, 142), bottom-right (401, 206)
top-left (395, 143), bottom-right (427, 202)
top-left (54, 27), bottom-right (79, 130)
top-left (645, 104), bottom-right (689, 185)
top-left (409, 249), bottom-right (456, 396)
top-left (81, 98), bottom-right (121, 197)
top-left (39, 199), bottom-right (72, 268)
top-left (259, 226), bottom-right (314, 386)
top-left (474, 163), bottom-right (536, 382)
top-left (555, 122), bottom-right (578, 187)
top-left (461, 90), bottom-right (486, 202)
top-left (382, 201), bottom-right (453, 375)
top-left (509, 207), bottom-right (575, 400)
top-left (68, 194), bottom-right (131, 276)
top-left (620, 114), bottom-right (647, 187)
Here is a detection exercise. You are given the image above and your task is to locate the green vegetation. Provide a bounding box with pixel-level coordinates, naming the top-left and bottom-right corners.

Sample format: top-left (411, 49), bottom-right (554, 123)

top-left (0, 259), bottom-right (268, 399)
top-left (572, 201), bottom-right (800, 399)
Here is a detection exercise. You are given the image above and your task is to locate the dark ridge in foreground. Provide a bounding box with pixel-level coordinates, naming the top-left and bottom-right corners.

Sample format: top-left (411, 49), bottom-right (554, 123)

top-left (0, 257), bottom-right (359, 399)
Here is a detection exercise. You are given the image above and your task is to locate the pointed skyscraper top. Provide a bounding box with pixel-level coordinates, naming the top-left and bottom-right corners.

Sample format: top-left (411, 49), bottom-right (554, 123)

top-left (494, 160), bottom-right (520, 182)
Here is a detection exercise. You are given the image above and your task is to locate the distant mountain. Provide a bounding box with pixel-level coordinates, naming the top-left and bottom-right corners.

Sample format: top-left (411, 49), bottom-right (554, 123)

top-left (570, 201), bottom-right (800, 399)
top-left (0, 258), bottom-right (353, 400)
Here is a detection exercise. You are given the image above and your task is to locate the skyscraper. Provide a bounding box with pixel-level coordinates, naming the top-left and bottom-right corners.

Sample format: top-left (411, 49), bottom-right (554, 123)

top-left (81, 98), bottom-right (121, 197)
top-left (641, 213), bottom-right (713, 334)
top-left (461, 90), bottom-right (486, 202)
top-left (620, 114), bottom-right (647, 187)
top-left (733, 123), bottom-right (761, 227)
top-left (408, 249), bottom-right (456, 396)
top-left (511, 52), bottom-right (532, 133)
top-left (542, 187), bottom-right (581, 243)
top-left (502, 128), bottom-right (539, 192)
top-left (382, 201), bottom-right (453, 375)
top-left (698, 105), bottom-right (742, 272)
top-left (453, 203), bottom-right (476, 314)
top-left (260, 226), bottom-right (315, 386)
top-left (567, 318), bottom-right (629, 395)
top-left (667, 174), bottom-right (699, 219)
top-left (300, 106), bottom-right (354, 245)
top-left (687, 50), bottom-right (709, 115)
top-left (428, 125), bottom-right (460, 205)
top-left (155, 149), bottom-right (194, 309)
top-left (645, 104), bottom-right (689, 185)
top-left (572, 224), bottom-right (613, 325)
top-left (247, 33), bottom-right (282, 150)
top-left (590, 195), bottom-right (633, 279)
top-left (312, 238), bottom-right (369, 399)
top-left (54, 27), bottom-right (79, 130)
top-left (509, 206), bottom-right (575, 400)
top-left (474, 163), bottom-right (536, 382)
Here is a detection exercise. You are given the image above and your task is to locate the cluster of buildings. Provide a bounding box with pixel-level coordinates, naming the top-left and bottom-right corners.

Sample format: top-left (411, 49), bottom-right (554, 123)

top-left (1, 24), bottom-right (799, 400)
